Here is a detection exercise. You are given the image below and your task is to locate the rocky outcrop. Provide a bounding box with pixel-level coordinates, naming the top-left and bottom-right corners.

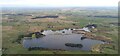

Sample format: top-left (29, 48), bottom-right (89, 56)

top-left (72, 30), bottom-right (86, 34)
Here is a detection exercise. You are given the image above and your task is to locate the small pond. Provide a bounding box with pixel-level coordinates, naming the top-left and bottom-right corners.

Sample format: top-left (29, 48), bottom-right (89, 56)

top-left (22, 29), bottom-right (104, 51)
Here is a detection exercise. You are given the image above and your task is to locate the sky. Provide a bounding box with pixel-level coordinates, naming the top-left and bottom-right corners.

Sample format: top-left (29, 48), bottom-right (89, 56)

top-left (0, 0), bottom-right (119, 7)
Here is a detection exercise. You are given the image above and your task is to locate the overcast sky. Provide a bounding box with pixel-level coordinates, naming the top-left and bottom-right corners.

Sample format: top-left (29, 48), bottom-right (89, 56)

top-left (0, 0), bottom-right (119, 7)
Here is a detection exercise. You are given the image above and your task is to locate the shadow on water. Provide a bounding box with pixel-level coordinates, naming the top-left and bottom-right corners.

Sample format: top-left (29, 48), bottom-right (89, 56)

top-left (81, 37), bottom-right (87, 40)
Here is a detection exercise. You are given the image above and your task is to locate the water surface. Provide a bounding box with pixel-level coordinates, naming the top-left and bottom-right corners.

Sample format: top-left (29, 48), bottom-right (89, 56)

top-left (22, 29), bottom-right (103, 51)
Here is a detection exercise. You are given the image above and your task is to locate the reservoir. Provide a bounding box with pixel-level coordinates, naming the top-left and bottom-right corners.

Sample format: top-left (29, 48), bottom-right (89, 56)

top-left (22, 29), bottom-right (103, 51)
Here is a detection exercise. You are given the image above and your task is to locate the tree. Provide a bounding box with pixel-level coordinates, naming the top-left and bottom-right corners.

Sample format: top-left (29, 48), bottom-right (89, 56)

top-left (32, 34), bottom-right (36, 38)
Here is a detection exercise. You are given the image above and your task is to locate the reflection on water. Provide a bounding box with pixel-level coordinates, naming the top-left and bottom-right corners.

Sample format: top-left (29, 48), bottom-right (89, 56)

top-left (22, 29), bottom-right (103, 51)
top-left (42, 29), bottom-right (73, 35)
